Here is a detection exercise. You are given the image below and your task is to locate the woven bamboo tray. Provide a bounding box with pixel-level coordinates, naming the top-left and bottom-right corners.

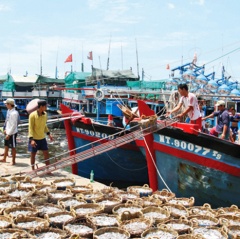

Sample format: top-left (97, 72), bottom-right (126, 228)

top-left (64, 216), bottom-right (96, 238)
top-left (192, 226), bottom-right (228, 239)
top-left (71, 203), bottom-right (104, 217)
top-left (96, 197), bottom-right (122, 214)
top-left (160, 216), bottom-right (192, 235)
top-left (141, 224), bottom-right (178, 239)
top-left (67, 184), bottom-right (93, 195)
top-left (13, 215), bottom-right (49, 231)
top-left (45, 211), bottom-right (75, 229)
top-left (4, 206), bottom-right (38, 219)
top-left (127, 184), bottom-right (153, 197)
top-left (165, 203), bottom-right (189, 219)
top-left (120, 217), bottom-right (152, 237)
top-left (52, 178), bottom-right (75, 190)
top-left (58, 196), bottom-right (86, 211)
top-left (167, 196), bottom-right (195, 208)
top-left (0, 198), bottom-right (22, 214)
top-left (152, 189), bottom-right (176, 203)
top-left (0, 215), bottom-right (13, 229)
top-left (48, 189), bottom-right (73, 204)
top-left (37, 203), bottom-right (65, 217)
top-left (88, 213), bottom-right (120, 228)
top-left (32, 226), bottom-right (68, 239)
top-left (141, 206), bottom-right (170, 225)
top-left (189, 214), bottom-right (219, 227)
top-left (93, 226), bottom-right (130, 239)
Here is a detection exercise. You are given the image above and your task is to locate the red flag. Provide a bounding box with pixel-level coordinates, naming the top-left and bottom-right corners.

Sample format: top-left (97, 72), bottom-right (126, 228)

top-left (64, 54), bottom-right (72, 63)
top-left (166, 64), bottom-right (170, 70)
top-left (87, 51), bottom-right (93, 60)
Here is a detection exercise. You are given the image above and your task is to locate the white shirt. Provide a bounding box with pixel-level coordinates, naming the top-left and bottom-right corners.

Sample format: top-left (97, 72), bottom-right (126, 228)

top-left (179, 93), bottom-right (201, 120)
top-left (5, 108), bottom-right (19, 135)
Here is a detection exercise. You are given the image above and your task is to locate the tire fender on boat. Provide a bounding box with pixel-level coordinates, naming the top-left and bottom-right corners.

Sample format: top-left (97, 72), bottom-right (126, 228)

top-left (94, 89), bottom-right (104, 101)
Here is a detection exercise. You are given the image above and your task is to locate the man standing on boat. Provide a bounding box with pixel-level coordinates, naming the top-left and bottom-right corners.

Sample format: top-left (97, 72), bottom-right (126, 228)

top-left (202, 100), bottom-right (230, 140)
top-left (28, 100), bottom-right (53, 170)
top-left (166, 83), bottom-right (202, 130)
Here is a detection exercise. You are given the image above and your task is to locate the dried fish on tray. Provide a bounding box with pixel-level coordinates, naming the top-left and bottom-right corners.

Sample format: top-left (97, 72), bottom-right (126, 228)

top-left (37, 203), bottom-right (65, 217)
top-left (112, 201), bottom-right (143, 217)
top-left (165, 203), bottom-right (189, 218)
top-left (22, 190), bottom-right (48, 206)
top-left (0, 198), bottom-right (21, 214)
top-left (0, 215), bottom-right (12, 229)
top-left (189, 215), bottom-right (219, 227)
top-left (218, 215), bottom-right (240, 226)
top-left (45, 211), bottom-right (75, 229)
top-left (120, 217), bottom-right (152, 237)
top-left (52, 178), bottom-right (75, 190)
top-left (7, 187), bottom-right (33, 200)
top-left (33, 227), bottom-right (68, 239)
top-left (48, 190), bottom-right (73, 204)
top-left (226, 225), bottom-right (240, 239)
top-left (116, 190), bottom-right (139, 203)
top-left (161, 216), bottom-right (192, 234)
top-left (167, 196), bottom-right (195, 208)
top-left (127, 184), bottom-right (153, 197)
top-left (188, 203), bottom-right (216, 217)
top-left (217, 204), bottom-right (240, 217)
top-left (71, 203), bottom-right (104, 217)
top-left (141, 206), bottom-right (170, 224)
top-left (58, 197), bottom-right (86, 211)
top-left (4, 206), bottom-right (38, 218)
top-left (64, 216), bottom-right (96, 238)
top-left (93, 226), bottom-right (130, 239)
top-left (76, 190), bottom-right (103, 203)
top-left (132, 196), bottom-right (162, 208)
top-left (141, 225), bottom-right (178, 239)
top-left (192, 226), bottom-right (228, 239)
top-left (67, 184), bottom-right (93, 195)
top-left (36, 184), bottom-right (57, 193)
top-left (96, 197), bottom-right (122, 214)
top-left (152, 189), bottom-right (175, 203)
top-left (0, 228), bottom-right (34, 239)
top-left (18, 180), bottom-right (42, 190)
top-left (13, 215), bottom-right (49, 230)
top-left (88, 213), bottom-right (120, 228)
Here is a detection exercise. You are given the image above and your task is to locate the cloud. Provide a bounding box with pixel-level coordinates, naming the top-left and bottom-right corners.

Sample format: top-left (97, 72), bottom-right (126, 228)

top-left (0, 4), bottom-right (10, 11)
top-left (168, 3), bottom-right (175, 9)
top-left (190, 0), bottom-right (205, 6)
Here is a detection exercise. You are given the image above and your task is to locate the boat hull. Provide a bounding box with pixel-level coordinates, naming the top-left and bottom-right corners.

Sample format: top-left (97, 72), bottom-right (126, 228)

top-left (61, 104), bottom-right (149, 187)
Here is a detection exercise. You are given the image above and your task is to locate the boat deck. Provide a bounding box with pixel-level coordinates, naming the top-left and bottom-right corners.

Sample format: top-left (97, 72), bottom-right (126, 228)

top-left (0, 148), bottom-right (106, 190)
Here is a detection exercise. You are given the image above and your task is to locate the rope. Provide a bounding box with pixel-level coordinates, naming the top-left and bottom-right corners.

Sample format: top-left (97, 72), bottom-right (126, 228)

top-left (143, 131), bottom-right (172, 192)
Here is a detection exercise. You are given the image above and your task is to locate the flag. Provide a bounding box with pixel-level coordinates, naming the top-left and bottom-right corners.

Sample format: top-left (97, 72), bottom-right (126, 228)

top-left (87, 51), bottom-right (93, 60)
top-left (64, 54), bottom-right (72, 63)
top-left (166, 64), bottom-right (170, 70)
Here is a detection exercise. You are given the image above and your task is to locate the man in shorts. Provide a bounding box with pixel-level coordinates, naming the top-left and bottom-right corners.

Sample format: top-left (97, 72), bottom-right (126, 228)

top-left (28, 100), bottom-right (53, 170)
top-left (0, 98), bottom-right (19, 165)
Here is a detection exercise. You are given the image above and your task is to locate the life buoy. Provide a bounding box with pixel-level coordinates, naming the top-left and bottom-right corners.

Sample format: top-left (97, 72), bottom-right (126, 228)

top-left (94, 89), bottom-right (104, 101)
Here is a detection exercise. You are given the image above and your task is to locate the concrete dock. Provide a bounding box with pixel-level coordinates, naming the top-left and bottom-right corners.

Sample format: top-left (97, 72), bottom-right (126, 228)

top-left (0, 148), bottom-right (106, 190)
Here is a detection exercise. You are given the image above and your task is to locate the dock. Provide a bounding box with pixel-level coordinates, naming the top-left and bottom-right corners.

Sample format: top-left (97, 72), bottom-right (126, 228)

top-left (0, 148), bottom-right (106, 190)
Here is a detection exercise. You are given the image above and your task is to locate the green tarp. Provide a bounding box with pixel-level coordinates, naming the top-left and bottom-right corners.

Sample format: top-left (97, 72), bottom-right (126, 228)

top-left (127, 80), bottom-right (166, 89)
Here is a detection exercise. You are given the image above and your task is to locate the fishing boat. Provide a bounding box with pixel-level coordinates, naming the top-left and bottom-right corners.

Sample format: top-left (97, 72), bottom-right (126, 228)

top-left (133, 99), bottom-right (240, 207)
top-left (61, 103), bottom-right (149, 187)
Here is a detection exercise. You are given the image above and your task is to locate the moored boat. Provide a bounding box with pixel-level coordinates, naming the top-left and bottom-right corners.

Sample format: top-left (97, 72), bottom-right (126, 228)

top-left (134, 99), bottom-right (240, 207)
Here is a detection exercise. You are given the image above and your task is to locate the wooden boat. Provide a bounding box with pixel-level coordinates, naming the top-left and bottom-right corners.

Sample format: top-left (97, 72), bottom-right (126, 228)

top-left (133, 100), bottom-right (240, 207)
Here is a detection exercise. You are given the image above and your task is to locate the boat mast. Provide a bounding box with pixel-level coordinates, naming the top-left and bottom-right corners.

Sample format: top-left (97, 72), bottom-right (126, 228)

top-left (40, 40), bottom-right (43, 75)
top-left (121, 41), bottom-right (123, 70)
top-left (55, 44), bottom-right (59, 79)
top-left (135, 38), bottom-right (140, 79)
top-left (106, 34), bottom-right (111, 70)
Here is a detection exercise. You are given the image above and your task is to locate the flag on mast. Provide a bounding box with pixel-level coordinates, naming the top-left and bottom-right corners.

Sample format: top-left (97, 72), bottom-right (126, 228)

top-left (87, 51), bottom-right (93, 60)
top-left (64, 54), bottom-right (72, 63)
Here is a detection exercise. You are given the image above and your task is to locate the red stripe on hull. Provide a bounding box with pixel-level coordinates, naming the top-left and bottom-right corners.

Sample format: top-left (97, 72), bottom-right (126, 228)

top-left (154, 142), bottom-right (240, 177)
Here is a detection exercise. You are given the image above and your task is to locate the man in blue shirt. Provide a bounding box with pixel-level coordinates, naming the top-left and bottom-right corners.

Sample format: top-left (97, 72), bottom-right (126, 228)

top-left (202, 100), bottom-right (230, 140)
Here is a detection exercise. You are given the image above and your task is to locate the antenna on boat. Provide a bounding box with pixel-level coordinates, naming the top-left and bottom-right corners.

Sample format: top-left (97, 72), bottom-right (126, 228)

top-left (121, 41), bottom-right (123, 70)
top-left (106, 34), bottom-right (111, 70)
top-left (40, 40), bottom-right (43, 75)
top-left (135, 38), bottom-right (140, 79)
top-left (81, 42), bottom-right (84, 72)
top-left (55, 44), bottom-right (59, 79)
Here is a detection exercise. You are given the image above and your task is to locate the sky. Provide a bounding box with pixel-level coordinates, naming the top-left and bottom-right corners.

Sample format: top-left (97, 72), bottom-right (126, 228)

top-left (0, 0), bottom-right (240, 81)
